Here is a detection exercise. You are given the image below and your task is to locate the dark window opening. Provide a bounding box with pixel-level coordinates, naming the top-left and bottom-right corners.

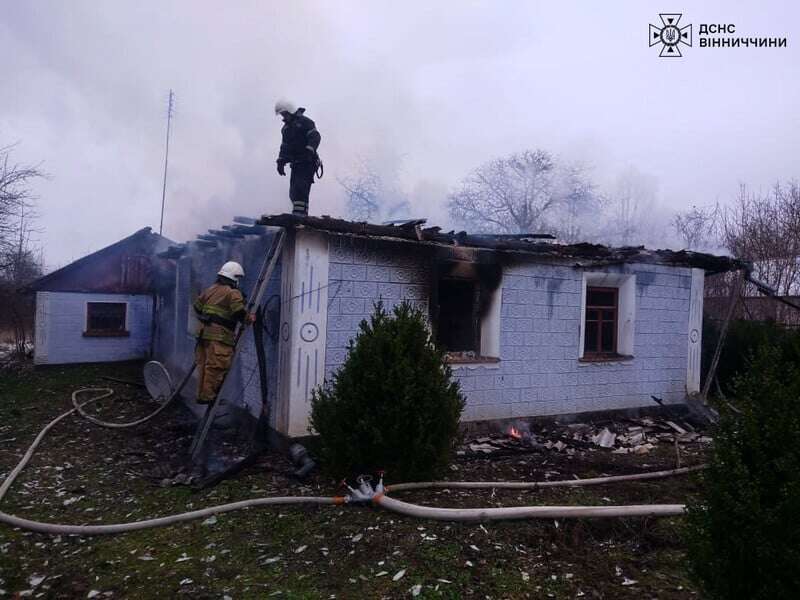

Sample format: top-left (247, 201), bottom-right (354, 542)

top-left (436, 279), bottom-right (480, 354)
top-left (584, 287), bottom-right (617, 356)
top-left (85, 302), bottom-right (129, 337)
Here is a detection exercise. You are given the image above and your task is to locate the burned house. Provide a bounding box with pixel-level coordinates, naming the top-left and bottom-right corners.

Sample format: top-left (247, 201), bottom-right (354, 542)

top-left (152, 214), bottom-right (740, 436)
top-left (27, 227), bottom-right (172, 365)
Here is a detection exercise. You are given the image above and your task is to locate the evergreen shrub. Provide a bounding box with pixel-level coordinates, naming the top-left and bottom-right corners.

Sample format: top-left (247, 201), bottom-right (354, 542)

top-left (309, 301), bottom-right (465, 481)
top-left (685, 345), bottom-right (800, 599)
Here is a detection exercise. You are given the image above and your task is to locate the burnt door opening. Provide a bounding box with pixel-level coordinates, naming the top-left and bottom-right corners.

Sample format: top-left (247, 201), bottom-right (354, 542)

top-left (436, 278), bottom-right (480, 352)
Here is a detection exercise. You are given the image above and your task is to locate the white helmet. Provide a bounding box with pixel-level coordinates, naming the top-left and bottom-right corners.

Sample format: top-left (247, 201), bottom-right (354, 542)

top-left (218, 261), bottom-right (245, 282)
top-left (274, 99), bottom-right (296, 116)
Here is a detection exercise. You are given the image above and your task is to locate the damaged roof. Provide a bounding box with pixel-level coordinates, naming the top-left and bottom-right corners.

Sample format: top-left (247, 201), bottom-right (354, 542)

top-left (154, 213), bottom-right (742, 273)
top-left (257, 214), bottom-right (744, 273)
top-left (27, 227), bottom-right (174, 294)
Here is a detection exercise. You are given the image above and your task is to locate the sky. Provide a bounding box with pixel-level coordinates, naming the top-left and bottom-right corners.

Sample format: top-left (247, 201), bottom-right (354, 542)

top-left (2, 1), bottom-right (798, 270)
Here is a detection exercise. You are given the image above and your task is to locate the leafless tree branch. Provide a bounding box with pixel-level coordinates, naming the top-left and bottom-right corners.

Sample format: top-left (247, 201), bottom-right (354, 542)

top-left (339, 157), bottom-right (411, 223)
top-left (448, 149), bottom-right (584, 234)
top-left (720, 181), bottom-right (800, 296)
top-left (672, 203), bottom-right (720, 250)
top-left (0, 143), bottom-right (45, 360)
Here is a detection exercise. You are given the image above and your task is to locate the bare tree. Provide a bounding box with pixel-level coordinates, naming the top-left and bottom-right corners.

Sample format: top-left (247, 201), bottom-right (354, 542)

top-left (721, 181), bottom-right (800, 295)
top-left (340, 162), bottom-right (381, 221)
top-left (340, 158), bottom-right (411, 223)
top-left (552, 162), bottom-right (601, 243)
top-left (0, 144), bottom-right (44, 361)
top-left (448, 149), bottom-right (563, 234)
top-left (672, 203), bottom-right (720, 250)
top-left (0, 144), bottom-right (43, 267)
top-left (602, 167), bottom-right (659, 246)
top-left (0, 235), bottom-right (42, 358)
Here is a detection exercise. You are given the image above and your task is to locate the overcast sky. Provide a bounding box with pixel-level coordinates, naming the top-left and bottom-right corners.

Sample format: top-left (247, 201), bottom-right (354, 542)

top-left (3, 1), bottom-right (798, 270)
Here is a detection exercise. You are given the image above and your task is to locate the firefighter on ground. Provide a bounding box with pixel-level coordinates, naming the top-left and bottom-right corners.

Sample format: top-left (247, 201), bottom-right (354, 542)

top-left (275, 99), bottom-right (322, 216)
top-left (192, 261), bottom-right (254, 405)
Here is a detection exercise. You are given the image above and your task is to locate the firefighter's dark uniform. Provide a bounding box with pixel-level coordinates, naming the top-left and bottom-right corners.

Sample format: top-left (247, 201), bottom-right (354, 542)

top-left (277, 108), bottom-right (321, 216)
top-left (192, 279), bottom-right (246, 404)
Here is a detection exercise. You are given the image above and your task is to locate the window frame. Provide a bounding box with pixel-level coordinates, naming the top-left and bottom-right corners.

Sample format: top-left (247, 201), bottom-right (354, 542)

top-left (83, 301), bottom-right (130, 337)
top-left (578, 272), bottom-right (636, 363)
top-left (583, 286), bottom-right (619, 357)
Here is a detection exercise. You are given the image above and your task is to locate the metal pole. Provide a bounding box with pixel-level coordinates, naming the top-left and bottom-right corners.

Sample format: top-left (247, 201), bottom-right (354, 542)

top-left (159, 90), bottom-right (174, 236)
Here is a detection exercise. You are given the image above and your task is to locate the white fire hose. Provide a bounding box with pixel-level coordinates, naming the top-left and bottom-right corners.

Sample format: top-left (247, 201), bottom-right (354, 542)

top-left (375, 496), bottom-right (684, 520)
top-left (0, 388), bottom-right (701, 536)
top-left (384, 466), bottom-right (705, 492)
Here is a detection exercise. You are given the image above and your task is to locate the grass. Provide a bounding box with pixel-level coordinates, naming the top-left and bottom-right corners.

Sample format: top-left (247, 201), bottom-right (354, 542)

top-left (0, 362), bottom-right (706, 598)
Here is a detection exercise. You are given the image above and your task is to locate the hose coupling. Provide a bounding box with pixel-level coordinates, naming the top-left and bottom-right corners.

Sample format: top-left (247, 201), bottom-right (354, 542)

top-left (346, 475), bottom-right (378, 503)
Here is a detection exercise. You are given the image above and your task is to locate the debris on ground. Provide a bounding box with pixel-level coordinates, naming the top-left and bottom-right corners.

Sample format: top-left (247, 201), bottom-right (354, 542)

top-left (460, 416), bottom-right (711, 458)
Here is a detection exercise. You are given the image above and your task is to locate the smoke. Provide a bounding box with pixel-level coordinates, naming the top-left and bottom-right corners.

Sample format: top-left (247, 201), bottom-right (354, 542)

top-left (1, 1), bottom-right (796, 268)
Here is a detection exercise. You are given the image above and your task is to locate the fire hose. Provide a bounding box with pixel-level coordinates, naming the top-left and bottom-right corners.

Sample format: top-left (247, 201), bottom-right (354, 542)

top-left (71, 365), bottom-right (195, 429)
top-left (0, 387), bottom-right (699, 536)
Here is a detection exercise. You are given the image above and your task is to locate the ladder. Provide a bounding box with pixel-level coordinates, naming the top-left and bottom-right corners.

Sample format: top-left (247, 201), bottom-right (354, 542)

top-left (189, 229), bottom-right (286, 461)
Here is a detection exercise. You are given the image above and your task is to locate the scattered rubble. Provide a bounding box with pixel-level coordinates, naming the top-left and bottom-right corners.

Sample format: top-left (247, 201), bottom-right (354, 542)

top-left (592, 428), bottom-right (616, 448)
top-left (460, 416), bottom-right (711, 458)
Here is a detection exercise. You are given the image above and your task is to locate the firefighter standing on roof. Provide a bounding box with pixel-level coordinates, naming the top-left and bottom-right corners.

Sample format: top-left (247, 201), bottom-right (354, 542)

top-left (274, 100), bottom-right (321, 216)
top-left (193, 261), bottom-right (254, 404)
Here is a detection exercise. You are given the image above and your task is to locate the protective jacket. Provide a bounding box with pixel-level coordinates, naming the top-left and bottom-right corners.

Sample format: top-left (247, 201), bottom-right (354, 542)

top-left (193, 280), bottom-right (246, 346)
top-left (277, 108), bottom-right (321, 165)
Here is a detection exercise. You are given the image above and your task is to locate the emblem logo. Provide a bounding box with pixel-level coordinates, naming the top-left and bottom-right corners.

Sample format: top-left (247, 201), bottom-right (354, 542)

top-left (649, 14), bottom-right (692, 57)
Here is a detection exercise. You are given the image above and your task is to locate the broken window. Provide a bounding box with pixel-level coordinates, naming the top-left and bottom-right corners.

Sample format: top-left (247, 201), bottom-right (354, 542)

top-left (437, 278), bottom-right (480, 353)
top-left (434, 261), bottom-right (502, 361)
top-left (85, 302), bottom-right (128, 336)
top-left (583, 287), bottom-right (618, 356)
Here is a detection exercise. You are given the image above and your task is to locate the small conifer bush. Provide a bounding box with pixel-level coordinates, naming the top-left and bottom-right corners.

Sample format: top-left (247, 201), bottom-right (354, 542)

top-left (685, 345), bottom-right (800, 599)
top-left (309, 301), bottom-right (465, 481)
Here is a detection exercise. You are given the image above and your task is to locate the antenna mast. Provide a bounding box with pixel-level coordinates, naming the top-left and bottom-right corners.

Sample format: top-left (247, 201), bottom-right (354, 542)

top-left (159, 89), bottom-right (175, 235)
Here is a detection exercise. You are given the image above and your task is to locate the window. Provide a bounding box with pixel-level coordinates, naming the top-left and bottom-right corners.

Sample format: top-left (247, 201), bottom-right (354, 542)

top-left (84, 302), bottom-right (128, 337)
top-left (579, 272), bottom-right (636, 361)
top-left (434, 262), bottom-right (502, 363)
top-left (584, 287), bottom-right (618, 356)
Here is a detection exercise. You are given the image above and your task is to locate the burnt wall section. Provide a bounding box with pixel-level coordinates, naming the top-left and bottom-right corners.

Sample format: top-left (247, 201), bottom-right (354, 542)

top-left (455, 261), bottom-right (693, 420)
top-left (322, 236), bottom-right (694, 421)
top-left (154, 230), bottom-right (282, 426)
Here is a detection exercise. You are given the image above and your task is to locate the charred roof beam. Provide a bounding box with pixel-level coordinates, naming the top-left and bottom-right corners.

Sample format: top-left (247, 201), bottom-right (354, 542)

top-left (257, 213), bottom-right (744, 272)
top-left (208, 229), bottom-right (245, 239)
